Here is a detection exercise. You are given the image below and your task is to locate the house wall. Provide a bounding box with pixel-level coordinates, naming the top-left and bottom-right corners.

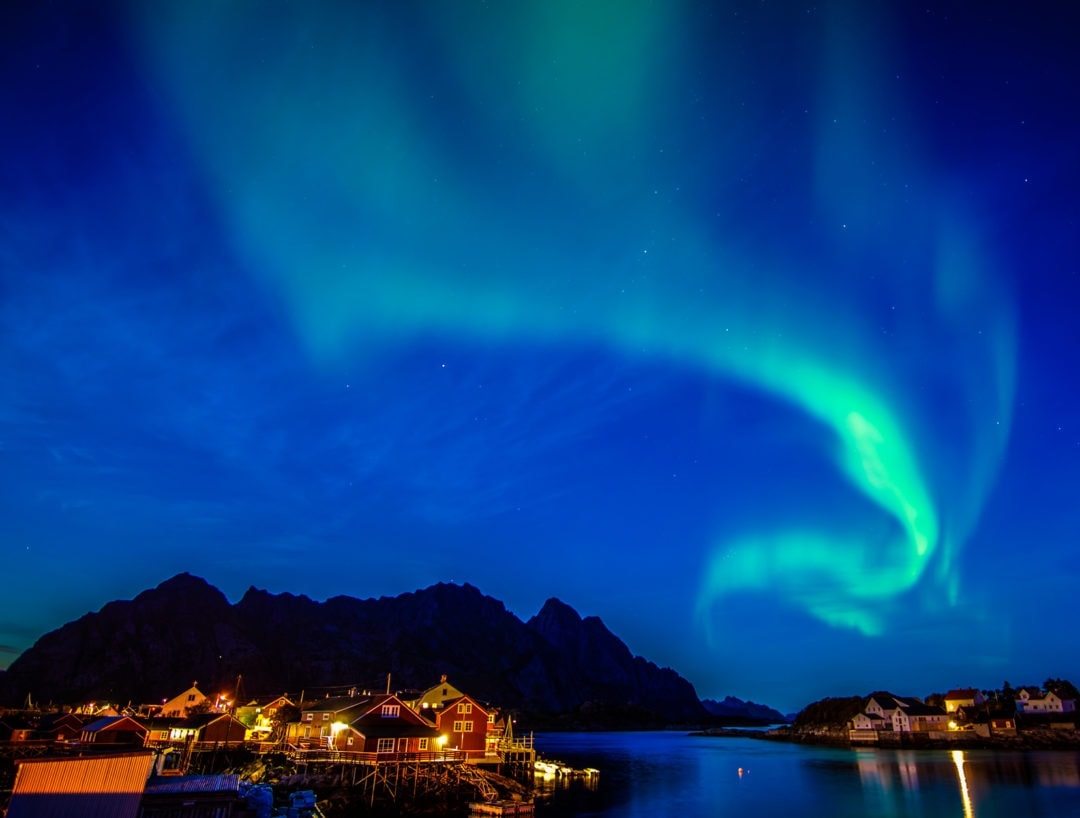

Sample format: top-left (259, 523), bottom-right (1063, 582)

top-left (85, 728), bottom-right (146, 744)
top-left (202, 718), bottom-right (246, 744)
top-left (438, 700), bottom-right (488, 757)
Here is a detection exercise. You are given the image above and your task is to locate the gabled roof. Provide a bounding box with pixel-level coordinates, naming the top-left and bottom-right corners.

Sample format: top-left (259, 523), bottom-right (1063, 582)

top-left (8, 752), bottom-right (155, 818)
top-left (944, 688), bottom-right (981, 699)
top-left (900, 702), bottom-right (947, 717)
top-left (144, 773), bottom-right (239, 796)
top-left (441, 695), bottom-right (489, 715)
top-left (302, 695), bottom-right (371, 715)
top-left (82, 715), bottom-right (147, 734)
top-left (244, 694), bottom-right (294, 708)
top-left (38, 712), bottom-right (84, 729)
top-left (348, 721), bottom-right (439, 739)
top-left (411, 678), bottom-right (467, 708)
top-left (351, 694), bottom-right (430, 728)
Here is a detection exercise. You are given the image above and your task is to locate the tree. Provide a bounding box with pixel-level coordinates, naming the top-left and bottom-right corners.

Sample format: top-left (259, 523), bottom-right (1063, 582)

top-left (271, 703), bottom-right (301, 742)
top-left (1044, 678), bottom-right (1080, 701)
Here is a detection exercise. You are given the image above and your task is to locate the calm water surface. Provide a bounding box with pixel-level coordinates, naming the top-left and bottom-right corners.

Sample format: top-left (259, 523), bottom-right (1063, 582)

top-left (533, 731), bottom-right (1080, 817)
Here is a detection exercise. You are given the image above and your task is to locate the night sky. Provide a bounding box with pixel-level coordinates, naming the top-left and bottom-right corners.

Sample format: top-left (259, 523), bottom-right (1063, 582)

top-left (3, 1), bottom-right (1078, 712)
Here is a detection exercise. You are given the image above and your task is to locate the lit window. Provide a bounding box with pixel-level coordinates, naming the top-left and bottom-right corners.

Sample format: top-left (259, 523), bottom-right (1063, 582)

top-left (381, 704), bottom-right (400, 718)
top-left (304, 713), bottom-right (313, 722)
top-left (347, 737), bottom-right (354, 746)
top-left (322, 713), bottom-right (329, 721)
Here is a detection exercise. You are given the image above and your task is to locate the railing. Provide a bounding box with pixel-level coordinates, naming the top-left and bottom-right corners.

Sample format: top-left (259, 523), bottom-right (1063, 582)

top-left (285, 745), bottom-right (466, 765)
top-left (144, 738), bottom-right (258, 752)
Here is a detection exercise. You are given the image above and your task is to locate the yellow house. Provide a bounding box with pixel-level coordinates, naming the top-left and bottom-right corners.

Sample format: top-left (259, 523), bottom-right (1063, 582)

top-left (944, 688), bottom-right (985, 713)
top-left (160, 685), bottom-right (208, 717)
top-left (408, 675), bottom-right (467, 712)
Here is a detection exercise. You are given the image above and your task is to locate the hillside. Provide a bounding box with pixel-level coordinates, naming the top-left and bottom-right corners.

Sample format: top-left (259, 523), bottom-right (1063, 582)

top-left (0, 574), bottom-right (707, 725)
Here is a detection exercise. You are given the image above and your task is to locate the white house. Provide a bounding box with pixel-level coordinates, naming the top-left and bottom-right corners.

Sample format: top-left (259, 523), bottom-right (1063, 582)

top-left (1015, 688), bottom-right (1076, 714)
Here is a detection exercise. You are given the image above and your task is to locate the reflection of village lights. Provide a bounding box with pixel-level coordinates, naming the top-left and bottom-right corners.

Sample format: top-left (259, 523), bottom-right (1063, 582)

top-left (949, 720), bottom-right (958, 730)
top-left (952, 750), bottom-right (975, 818)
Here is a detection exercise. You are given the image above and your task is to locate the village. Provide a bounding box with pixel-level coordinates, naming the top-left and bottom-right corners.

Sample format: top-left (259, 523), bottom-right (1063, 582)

top-left (0, 675), bottom-right (555, 817)
top-left (782, 681), bottom-right (1080, 748)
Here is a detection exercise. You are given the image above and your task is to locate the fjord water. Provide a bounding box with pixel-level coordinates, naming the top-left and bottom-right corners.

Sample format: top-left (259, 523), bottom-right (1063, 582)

top-left (534, 731), bottom-right (1080, 817)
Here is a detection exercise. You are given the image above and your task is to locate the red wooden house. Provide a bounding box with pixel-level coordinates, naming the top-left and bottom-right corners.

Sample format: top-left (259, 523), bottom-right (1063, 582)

top-left (168, 713), bottom-right (247, 745)
top-left (79, 715), bottom-right (149, 746)
top-left (423, 695), bottom-right (490, 758)
top-left (38, 712), bottom-right (85, 742)
top-left (287, 695), bottom-right (370, 747)
top-left (333, 694), bottom-right (440, 755)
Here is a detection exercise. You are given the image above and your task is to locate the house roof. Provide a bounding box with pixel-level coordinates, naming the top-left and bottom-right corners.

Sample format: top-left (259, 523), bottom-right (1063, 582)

top-left (143, 717), bottom-right (187, 730)
top-left (441, 695), bottom-right (489, 715)
top-left (144, 773), bottom-right (239, 796)
top-left (82, 716), bottom-right (147, 734)
top-left (352, 695), bottom-right (430, 726)
top-left (302, 695), bottom-right (371, 715)
top-left (349, 722), bottom-right (439, 739)
top-left (244, 694), bottom-right (294, 708)
top-left (900, 702), bottom-right (947, 717)
top-left (8, 752), bottom-right (154, 818)
top-left (945, 688), bottom-right (981, 699)
top-left (38, 712), bottom-right (84, 729)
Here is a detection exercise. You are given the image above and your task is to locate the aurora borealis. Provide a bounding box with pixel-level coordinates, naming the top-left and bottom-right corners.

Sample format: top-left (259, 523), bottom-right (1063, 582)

top-left (2, 1), bottom-right (1077, 710)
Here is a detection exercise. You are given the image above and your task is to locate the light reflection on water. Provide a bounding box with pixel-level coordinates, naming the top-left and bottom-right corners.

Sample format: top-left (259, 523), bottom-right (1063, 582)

top-left (533, 731), bottom-right (1080, 817)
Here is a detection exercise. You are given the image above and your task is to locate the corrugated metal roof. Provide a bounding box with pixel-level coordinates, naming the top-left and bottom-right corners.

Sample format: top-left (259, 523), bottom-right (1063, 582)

top-left (144, 773), bottom-right (239, 795)
top-left (7, 752), bottom-right (154, 818)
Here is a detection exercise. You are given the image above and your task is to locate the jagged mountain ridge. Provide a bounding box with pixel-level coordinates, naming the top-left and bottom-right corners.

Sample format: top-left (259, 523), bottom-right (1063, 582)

top-left (0, 574), bottom-right (706, 723)
top-left (700, 696), bottom-right (789, 723)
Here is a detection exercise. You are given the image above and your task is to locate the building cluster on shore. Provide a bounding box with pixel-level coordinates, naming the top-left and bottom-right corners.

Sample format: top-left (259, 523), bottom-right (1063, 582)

top-left (773, 681), bottom-right (1079, 748)
top-left (0, 675), bottom-right (539, 816)
top-left (849, 685), bottom-right (1076, 742)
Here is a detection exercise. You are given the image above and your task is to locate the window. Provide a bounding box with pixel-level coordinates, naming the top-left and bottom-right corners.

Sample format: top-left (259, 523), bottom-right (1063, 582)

top-left (377, 738), bottom-right (394, 753)
top-left (457, 702), bottom-right (472, 714)
top-left (463, 721), bottom-right (474, 732)
top-left (322, 713), bottom-right (329, 721)
top-left (303, 713), bottom-right (313, 722)
top-left (347, 737), bottom-right (354, 746)
top-left (187, 694), bottom-right (196, 702)
top-left (418, 738), bottom-right (429, 751)
top-left (453, 720), bottom-right (464, 732)
top-left (488, 714), bottom-right (495, 724)
top-left (381, 704), bottom-right (400, 718)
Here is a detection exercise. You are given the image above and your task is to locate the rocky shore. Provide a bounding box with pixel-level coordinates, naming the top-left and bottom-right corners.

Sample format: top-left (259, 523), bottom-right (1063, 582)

top-left (692, 725), bottom-right (1080, 751)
